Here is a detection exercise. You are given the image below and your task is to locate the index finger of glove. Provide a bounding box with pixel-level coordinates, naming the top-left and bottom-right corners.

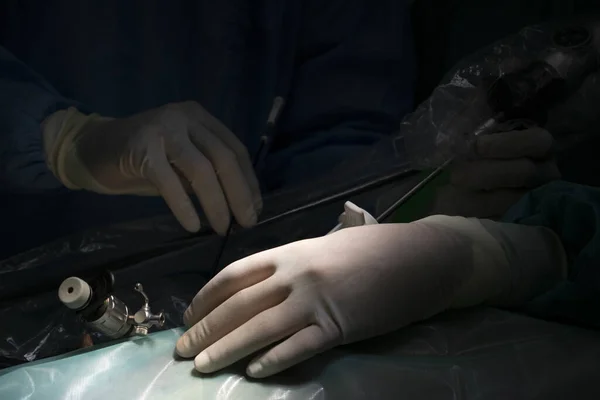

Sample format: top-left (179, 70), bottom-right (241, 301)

top-left (191, 303), bottom-right (306, 374)
top-left (451, 158), bottom-right (560, 190)
top-left (475, 127), bottom-right (554, 159)
top-left (183, 250), bottom-right (279, 328)
top-left (144, 150), bottom-right (201, 233)
top-left (176, 278), bottom-right (289, 358)
top-left (186, 123), bottom-right (259, 227)
top-left (181, 102), bottom-right (262, 213)
top-left (167, 138), bottom-right (231, 235)
top-left (451, 159), bottom-right (537, 190)
top-left (433, 185), bottom-right (528, 218)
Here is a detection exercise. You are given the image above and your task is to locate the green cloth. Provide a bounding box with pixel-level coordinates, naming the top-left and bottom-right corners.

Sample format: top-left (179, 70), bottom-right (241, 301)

top-left (391, 178), bottom-right (600, 329)
top-left (502, 181), bottom-right (600, 329)
top-left (390, 169), bottom-right (450, 223)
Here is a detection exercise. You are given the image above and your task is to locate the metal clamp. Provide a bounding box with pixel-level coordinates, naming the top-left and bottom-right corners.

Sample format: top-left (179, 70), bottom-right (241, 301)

top-left (130, 283), bottom-right (166, 335)
top-left (59, 274), bottom-right (166, 339)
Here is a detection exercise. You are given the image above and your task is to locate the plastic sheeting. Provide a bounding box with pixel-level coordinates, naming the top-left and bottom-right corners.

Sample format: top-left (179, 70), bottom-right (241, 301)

top-left (2, 308), bottom-right (600, 400)
top-left (0, 134), bottom-right (417, 368)
top-left (402, 17), bottom-right (600, 171)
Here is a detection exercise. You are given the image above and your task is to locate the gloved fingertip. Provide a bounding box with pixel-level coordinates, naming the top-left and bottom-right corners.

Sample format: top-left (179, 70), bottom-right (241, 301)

top-left (175, 335), bottom-right (193, 358)
top-left (194, 352), bottom-right (212, 372)
top-left (207, 208), bottom-right (230, 235)
top-left (214, 221), bottom-right (231, 236)
top-left (246, 362), bottom-right (265, 378)
top-left (543, 163), bottom-right (561, 180)
top-left (254, 197), bottom-right (264, 216)
top-left (182, 308), bottom-right (192, 327)
top-left (236, 207), bottom-right (258, 229)
top-left (247, 211), bottom-right (258, 227)
top-left (181, 215), bottom-right (201, 233)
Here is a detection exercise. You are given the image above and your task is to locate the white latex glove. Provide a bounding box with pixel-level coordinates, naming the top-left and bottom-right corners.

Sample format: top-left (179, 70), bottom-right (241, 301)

top-left (433, 125), bottom-right (561, 218)
top-left (176, 216), bottom-right (566, 378)
top-left (42, 102), bottom-right (262, 234)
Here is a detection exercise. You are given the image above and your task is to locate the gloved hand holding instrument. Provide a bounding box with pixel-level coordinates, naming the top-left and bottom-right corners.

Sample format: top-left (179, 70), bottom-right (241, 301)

top-left (432, 121), bottom-right (560, 218)
top-left (403, 23), bottom-right (600, 221)
top-left (319, 23), bottom-right (600, 237)
top-left (42, 101), bottom-right (263, 235)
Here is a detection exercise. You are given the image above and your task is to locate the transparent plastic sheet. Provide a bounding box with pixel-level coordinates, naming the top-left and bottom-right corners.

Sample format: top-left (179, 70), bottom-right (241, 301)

top-left (0, 135), bottom-right (415, 369)
top-left (2, 308), bottom-right (600, 400)
top-left (402, 17), bottom-right (600, 170)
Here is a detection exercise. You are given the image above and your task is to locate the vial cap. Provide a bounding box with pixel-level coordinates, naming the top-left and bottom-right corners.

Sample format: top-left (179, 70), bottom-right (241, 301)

top-left (58, 277), bottom-right (92, 310)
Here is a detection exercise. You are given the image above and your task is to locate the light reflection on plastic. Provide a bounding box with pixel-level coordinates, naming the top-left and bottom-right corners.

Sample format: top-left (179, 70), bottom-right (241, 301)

top-left (64, 347), bottom-right (125, 400)
top-left (309, 388), bottom-right (325, 399)
top-left (217, 375), bottom-right (244, 400)
top-left (139, 359), bottom-right (175, 400)
top-left (268, 389), bottom-right (291, 399)
top-left (23, 331), bottom-right (52, 362)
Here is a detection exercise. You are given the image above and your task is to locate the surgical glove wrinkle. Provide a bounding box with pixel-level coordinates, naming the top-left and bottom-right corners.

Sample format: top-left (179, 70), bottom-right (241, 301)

top-left (420, 215), bottom-right (566, 308)
top-left (42, 103), bottom-right (262, 234)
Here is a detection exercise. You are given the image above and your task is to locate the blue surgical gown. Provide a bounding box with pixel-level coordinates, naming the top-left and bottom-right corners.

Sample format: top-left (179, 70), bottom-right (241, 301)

top-left (503, 181), bottom-right (600, 330)
top-left (0, 1), bottom-right (416, 258)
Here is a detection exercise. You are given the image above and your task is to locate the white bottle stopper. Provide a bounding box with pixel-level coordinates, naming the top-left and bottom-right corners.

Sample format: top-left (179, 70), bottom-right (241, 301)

top-left (328, 201), bottom-right (378, 234)
top-left (338, 201), bottom-right (378, 227)
top-left (58, 277), bottom-right (92, 310)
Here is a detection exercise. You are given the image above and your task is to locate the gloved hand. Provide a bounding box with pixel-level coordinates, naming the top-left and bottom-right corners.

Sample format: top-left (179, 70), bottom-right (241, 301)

top-left (42, 102), bottom-right (262, 234)
top-left (432, 124), bottom-right (561, 218)
top-left (175, 216), bottom-right (565, 378)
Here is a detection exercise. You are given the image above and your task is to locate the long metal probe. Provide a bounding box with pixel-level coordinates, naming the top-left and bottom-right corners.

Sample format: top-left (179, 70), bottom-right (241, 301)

top-left (208, 98), bottom-right (285, 278)
top-left (326, 158), bottom-right (451, 234)
top-left (328, 116), bottom-right (498, 232)
top-left (375, 157), bottom-right (453, 222)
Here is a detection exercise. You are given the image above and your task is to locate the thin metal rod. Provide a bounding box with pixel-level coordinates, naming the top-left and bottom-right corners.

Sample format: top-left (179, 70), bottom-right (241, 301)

top-left (209, 139), bottom-right (268, 278)
top-left (327, 158), bottom-right (452, 235)
top-left (373, 116), bottom-right (498, 223)
top-left (258, 168), bottom-right (414, 229)
top-left (375, 157), bottom-right (453, 222)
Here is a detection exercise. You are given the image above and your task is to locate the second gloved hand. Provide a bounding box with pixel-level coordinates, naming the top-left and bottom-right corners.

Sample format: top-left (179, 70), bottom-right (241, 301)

top-left (432, 124), bottom-right (561, 218)
top-left (175, 216), bottom-right (565, 378)
top-left (42, 102), bottom-right (262, 234)
top-left (176, 222), bottom-right (477, 378)
top-left (175, 214), bottom-right (563, 378)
